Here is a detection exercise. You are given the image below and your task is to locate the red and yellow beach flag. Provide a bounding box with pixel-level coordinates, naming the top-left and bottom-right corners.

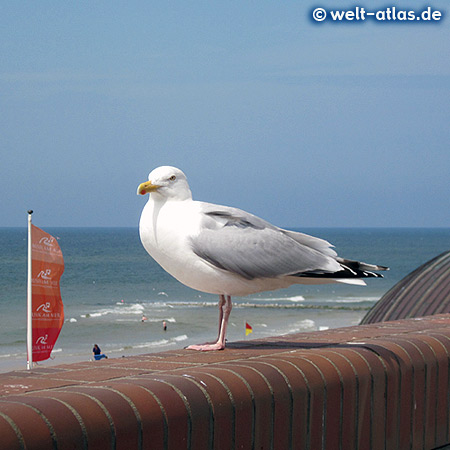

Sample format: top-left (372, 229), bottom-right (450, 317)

top-left (245, 322), bottom-right (253, 336)
top-left (27, 212), bottom-right (65, 368)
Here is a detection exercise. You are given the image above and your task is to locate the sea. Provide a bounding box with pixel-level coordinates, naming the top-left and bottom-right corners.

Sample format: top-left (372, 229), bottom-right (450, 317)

top-left (1, 227), bottom-right (449, 373)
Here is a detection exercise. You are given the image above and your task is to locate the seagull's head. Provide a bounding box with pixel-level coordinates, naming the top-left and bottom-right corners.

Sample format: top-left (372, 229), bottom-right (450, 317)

top-left (137, 166), bottom-right (192, 201)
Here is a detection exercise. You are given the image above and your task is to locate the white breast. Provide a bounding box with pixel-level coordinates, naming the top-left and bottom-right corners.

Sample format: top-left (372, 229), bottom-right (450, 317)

top-left (139, 197), bottom-right (267, 295)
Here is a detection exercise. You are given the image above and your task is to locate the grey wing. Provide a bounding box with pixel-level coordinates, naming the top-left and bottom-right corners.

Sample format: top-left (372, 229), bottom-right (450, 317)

top-left (190, 204), bottom-right (341, 280)
top-left (282, 229), bottom-right (338, 258)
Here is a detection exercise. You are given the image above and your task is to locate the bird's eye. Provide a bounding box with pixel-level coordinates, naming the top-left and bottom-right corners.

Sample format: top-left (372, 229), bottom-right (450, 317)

top-left (169, 175), bottom-right (176, 181)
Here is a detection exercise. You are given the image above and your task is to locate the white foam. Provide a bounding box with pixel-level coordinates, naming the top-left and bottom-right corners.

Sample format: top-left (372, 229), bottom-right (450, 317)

top-left (147, 301), bottom-right (168, 307)
top-left (119, 340), bottom-right (168, 351)
top-left (0, 350), bottom-right (26, 359)
top-left (324, 296), bottom-right (379, 304)
top-left (82, 303), bottom-right (145, 319)
top-left (288, 319), bottom-right (316, 333)
top-left (246, 294), bottom-right (305, 302)
top-left (299, 319), bottom-right (316, 328)
top-left (122, 316), bottom-right (177, 324)
top-left (116, 319), bottom-right (143, 322)
top-left (115, 335), bottom-right (188, 353)
top-left (287, 295), bottom-right (305, 302)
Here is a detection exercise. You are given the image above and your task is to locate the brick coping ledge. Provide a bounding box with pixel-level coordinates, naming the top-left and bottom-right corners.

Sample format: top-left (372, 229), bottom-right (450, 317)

top-left (1, 314), bottom-right (450, 449)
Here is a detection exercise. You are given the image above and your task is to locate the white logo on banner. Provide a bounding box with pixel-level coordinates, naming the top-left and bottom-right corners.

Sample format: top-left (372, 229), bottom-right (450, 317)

top-left (37, 269), bottom-right (52, 280)
top-left (39, 236), bottom-right (55, 246)
top-left (36, 335), bottom-right (48, 345)
top-left (36, 302), bottom-right (52, 313)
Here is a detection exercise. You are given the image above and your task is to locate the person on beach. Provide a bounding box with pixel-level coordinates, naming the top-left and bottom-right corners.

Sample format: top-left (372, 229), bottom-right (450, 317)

top-left (163, 320), bottom-right (167, 331)
top-left (92, 344), bottom-right (108, 360)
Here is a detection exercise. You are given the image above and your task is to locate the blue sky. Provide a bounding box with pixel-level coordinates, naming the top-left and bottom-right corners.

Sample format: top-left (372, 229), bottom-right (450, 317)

top-left (1, 1), bottom-right (449, 228)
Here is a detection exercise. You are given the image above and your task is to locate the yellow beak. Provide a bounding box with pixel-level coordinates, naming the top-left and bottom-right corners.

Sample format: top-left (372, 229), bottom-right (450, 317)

top-left (137, 180), bottom-right (161, 195)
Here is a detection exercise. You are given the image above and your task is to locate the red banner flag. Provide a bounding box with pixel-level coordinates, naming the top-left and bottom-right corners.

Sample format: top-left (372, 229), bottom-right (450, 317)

top-left (245, 322), bottom-right (253, 336)
top-left (30, 225), bottom-right (65, 362)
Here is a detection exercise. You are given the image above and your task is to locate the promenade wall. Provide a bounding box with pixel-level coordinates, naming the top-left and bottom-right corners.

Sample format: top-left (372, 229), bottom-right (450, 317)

top-left (1, 314), bottom-right (450, 449)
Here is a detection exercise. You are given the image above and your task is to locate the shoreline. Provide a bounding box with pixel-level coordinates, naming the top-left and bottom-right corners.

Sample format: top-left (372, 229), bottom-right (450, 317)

top-left (0, 302), bottom-right (369, 375)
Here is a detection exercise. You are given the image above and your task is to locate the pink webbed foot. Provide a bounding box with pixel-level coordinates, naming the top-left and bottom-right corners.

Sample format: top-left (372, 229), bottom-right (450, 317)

top-left (185, 295), bottom-right (231, 352)
top-left (186, 342), bottom-right (225, 351)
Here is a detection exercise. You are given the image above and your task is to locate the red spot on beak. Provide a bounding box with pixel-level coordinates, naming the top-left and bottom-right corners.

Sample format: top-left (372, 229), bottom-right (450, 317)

top-left (140, 190), bottom-right (146, 195)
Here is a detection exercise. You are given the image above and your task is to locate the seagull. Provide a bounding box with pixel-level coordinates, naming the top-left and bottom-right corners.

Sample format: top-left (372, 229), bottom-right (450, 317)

top-left (137, 166), bottom-right (388, 351)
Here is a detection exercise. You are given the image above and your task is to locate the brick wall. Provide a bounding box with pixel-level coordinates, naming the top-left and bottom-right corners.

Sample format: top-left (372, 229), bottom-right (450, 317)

top-left (1, 314), bottom-right (450, 449)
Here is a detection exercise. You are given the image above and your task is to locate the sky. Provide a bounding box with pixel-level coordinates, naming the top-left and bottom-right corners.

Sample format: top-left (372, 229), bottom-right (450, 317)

top-left (1, 1), bottom-right (449, 228)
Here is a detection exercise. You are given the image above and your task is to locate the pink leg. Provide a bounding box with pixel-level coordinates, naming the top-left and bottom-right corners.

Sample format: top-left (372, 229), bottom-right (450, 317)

top-left (216, 294), bottom-right (226, 341)
top-left (187, 295), bottom-right (232, 351)
top-left (216, 295), bottom-right (232, 348)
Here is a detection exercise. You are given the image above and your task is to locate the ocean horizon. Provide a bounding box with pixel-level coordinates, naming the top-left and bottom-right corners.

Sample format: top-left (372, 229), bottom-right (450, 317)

top-left (1, 226), bottom-right (449, 372)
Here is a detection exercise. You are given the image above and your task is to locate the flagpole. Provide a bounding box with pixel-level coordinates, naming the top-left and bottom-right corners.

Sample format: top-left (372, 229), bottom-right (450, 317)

top-left (27, 210), bottom-right (33, 370)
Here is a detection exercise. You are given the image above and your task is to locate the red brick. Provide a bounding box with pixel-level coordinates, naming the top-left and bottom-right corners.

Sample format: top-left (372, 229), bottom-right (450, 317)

top-left (119, 377), bottom-right (191, 450)
top-left (317, 349), bottom-right (363, 450)
top-left (270, 353), bottom-right (327, 450)
top-left (0, 401), bottom-right (54, 449)
top-left (0, 413), bottom-right (23, 450)
top-left (303, 353), bottom-right (344, 449)
top-left (32, 390), bottom-right (113, 449)
top-left (179, 370), bottom-right (235, 450)
top-left (368, 339), bottom-right (415, 450)
top-left (97, 382), bottom-right (168, 450)
top-left (215, 364), bottom-right (273, 449)
top-left (142, 374), bottom-right (213, 450)
top-left (427, 332), bottom-right (450, 445)
top-left (253, 357), bottom-right (310, 450)
top-left (401, 334), bottom-right (447, 449)
top-left (63, 385), bottom-right (141, 449)
top-left (385, 336), bottom-right (430, 449)
top-left (186, 366), bottom-right (255, 450)
top-left (234, 360), bottom-right (294, 450)
top-left (359, 342), bottom-right (402, 450)
top-left (4, 395), bottom-right (85, 450)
